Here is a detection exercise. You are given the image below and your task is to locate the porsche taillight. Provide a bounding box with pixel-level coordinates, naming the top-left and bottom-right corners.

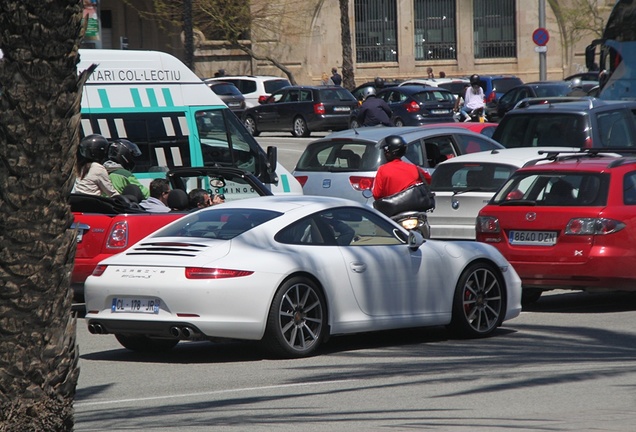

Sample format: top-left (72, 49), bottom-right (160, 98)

top-left (106, 221), bottom-right (129, 249)
top-left (185, 268), bottom-right (254, 279)
top-left (92, 265), bottom-right (108, 277)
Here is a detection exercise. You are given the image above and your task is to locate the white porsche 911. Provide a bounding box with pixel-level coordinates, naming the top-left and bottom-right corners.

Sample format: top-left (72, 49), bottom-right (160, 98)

top-left (85, 195), bottom-right (522, 358)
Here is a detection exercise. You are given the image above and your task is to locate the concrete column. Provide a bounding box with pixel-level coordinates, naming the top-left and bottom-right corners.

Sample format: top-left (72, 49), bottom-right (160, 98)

top-left (397, 0), bottom-right (415, 73)
top-left (455, 0), bottom-right (475, 74)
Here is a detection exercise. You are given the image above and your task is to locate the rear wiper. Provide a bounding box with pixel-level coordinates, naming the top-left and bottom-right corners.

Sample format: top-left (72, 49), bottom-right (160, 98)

top-left (453, 187), bottom-right (484, 195)
top-left (499, 199), bottom-right (537, 206)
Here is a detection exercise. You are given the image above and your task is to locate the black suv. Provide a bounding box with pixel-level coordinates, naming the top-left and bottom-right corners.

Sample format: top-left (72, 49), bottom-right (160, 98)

top-left (492, 99), bottom-right (636, 150)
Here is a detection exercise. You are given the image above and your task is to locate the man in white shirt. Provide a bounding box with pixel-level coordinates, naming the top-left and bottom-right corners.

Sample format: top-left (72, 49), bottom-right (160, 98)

top-left (460, 74), bottom-right (485, 122)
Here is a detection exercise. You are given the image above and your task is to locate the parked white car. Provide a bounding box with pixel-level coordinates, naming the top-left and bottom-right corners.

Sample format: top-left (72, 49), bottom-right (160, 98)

top-left (205, 75), bottom-right (291, 108)
top-left (428, 147), bottom-right (582, 240)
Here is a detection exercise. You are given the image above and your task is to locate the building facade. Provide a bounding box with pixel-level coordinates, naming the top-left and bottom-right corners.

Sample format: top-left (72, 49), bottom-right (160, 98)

top-left (91, 0), bottom-right (613, 87)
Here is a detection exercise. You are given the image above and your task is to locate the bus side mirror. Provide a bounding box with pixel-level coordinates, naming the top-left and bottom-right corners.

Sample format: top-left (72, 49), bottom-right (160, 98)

top-left (585, 44), bottom-right (596, 70)
top-left (267, 146), bottom-right (278, 175)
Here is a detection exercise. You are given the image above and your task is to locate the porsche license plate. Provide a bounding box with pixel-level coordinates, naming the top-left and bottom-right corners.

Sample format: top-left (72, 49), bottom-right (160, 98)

top-left (112, 298), bottom-right (161, 314)
top-left (509, 230), bottom-right (557, 246)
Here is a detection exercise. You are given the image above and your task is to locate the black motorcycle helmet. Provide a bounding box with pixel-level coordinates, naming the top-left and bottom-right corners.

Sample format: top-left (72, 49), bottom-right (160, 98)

top-left (381, 135), bottom-right (407, 161)
top-left (78, 134), bottom-right (109, 163)
top-left (108, 139), bottom-right (142, 171)
top-left (469, 74), bottom-right (480, 86)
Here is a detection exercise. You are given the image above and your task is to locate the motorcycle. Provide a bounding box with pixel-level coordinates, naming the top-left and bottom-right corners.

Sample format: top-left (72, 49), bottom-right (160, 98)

top-left (467, 106), bottom-right (487, 123)
top-left (362, 189), bottom-right (433, 239)
top-left (391, 210), bottom-right (431, 239)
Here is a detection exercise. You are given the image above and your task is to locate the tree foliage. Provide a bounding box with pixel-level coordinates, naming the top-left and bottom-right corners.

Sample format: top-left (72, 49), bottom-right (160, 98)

top-left (126, 0), bottom-right (318, 84)
top-left (0, 1), bottom-right (88, 430)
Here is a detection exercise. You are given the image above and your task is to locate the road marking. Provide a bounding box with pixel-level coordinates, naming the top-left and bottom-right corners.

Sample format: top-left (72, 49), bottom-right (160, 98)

top-left (75, 379), bottom-right (358, 407)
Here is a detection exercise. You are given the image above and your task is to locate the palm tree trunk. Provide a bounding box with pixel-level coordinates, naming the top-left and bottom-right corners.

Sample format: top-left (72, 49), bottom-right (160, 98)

top-left (339, 0), bottom-right (356, 90)
top-left (0, 1), bottom-right (86, 430)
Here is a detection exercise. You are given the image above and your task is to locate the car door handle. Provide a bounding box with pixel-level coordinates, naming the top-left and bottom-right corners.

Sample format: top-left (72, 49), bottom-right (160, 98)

top-left (350, 262), bottom-right (367, 273)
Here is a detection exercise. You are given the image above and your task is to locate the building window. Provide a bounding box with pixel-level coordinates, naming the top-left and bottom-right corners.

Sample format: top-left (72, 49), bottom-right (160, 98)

top-left (354, 0), bottom-right (397, 63)
top-left (414, 0), bottom-right (456, 60)
top-left (473, 0), bottom-right (516, 58)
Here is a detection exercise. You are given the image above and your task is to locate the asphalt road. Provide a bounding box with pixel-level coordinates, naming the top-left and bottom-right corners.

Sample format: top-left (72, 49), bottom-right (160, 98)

top-left (255, 132), bottom-right (328, 172)
top-left (75, 290), bottom-right (636, 431)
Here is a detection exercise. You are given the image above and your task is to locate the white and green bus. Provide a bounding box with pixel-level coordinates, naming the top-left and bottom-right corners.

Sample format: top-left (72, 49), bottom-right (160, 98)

top-left (78, 49), bottom-right (302, 195)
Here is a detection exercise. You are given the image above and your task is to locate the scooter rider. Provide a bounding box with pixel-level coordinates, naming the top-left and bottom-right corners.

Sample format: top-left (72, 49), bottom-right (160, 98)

top-left (459, 74), bottom-right (485, 122)
top-left (357, 87), bottom-right (393, 127)
top-left (372, 135), bottom-right (429, 201)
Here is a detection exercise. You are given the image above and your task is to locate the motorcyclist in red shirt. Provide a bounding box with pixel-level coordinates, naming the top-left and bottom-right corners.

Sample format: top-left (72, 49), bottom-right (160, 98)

top-left (372, 135), bottom-right (430, 200)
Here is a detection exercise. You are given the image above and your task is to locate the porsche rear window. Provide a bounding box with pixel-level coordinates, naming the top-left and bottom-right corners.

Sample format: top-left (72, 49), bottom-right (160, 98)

top-left (431, 163), bottom-right (517, 192)
top-left (153, 209), bottom-right (282, 240)
top-left (491, 172), bottom-right (610, 206)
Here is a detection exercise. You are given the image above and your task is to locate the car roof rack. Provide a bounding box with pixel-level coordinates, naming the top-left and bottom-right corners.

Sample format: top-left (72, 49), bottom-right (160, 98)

top-left (520, 148), bottom-right (622, 167)
top-left (514, 96), bottom-right (595, 110)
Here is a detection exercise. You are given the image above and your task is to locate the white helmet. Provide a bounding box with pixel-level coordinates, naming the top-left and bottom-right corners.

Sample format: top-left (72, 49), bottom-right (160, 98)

top-left (362, 87), bottom-right (377, 100)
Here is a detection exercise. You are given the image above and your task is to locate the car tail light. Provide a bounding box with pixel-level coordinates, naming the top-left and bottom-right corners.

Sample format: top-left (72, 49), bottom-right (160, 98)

top-left (185, 267), bottom-right (254, 279)
top-left (106, 221), bottom-right (128, 249)
top-left (258, 95), bottom-right (269, 104)
top-left (583, 136), bottom-right (593, 149)
top-left (349, 176), bottom-right (374, 191)
top-left (92, 265), bottom-right (108, 277)
top-left (295, 175), bottom-right (308, 187)
top-left (565, 218), bottom-right (625, 235)
top-left (314, 103), bottom-right (326, 115)
top-left (485, 91), bottom-right (496, 103)
top-left (404, 100), bottom-right (420, 113)
top-left (476, 216), bottom-right (500, 233)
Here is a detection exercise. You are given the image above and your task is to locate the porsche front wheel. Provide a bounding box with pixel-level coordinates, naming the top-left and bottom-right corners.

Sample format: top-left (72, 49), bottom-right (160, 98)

top-left (263, 276), bottom-right (327, 358)
top-left (449, 263), bottom-right (505, 338)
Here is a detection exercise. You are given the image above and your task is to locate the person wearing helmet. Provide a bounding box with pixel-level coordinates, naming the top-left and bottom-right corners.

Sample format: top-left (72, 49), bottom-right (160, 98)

top-left (372, 135), bottom-right (429, 201)
top-left (459, 74), bottom-right (485, 122)
top-left (74, 134), bottom-right (119, 197)
top-left (567, 77), bottom-right (587, 96)
top-left (103, 139), bottom-right (150, 199)
top-left (357, 86), bottom-right (393, 127)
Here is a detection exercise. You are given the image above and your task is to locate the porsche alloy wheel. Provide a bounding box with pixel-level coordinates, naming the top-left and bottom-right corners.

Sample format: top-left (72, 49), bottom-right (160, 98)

top-left (292, 116), bottom-right (310, 137)
top-left (449, 263), bottom-right (505, 338)
top-left (264, 276), bottom-right (327, 358)
top-left (115, 334), bottom-right (179, 352)
top-left (244, 116), bottom-right (260, 136)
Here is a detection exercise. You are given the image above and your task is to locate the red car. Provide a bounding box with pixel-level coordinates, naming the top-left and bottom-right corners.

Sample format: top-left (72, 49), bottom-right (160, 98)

top-left (421, 122), bottom-right (499, 139)
top-left (476, 151), bottom-right (636, 303)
